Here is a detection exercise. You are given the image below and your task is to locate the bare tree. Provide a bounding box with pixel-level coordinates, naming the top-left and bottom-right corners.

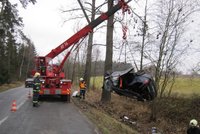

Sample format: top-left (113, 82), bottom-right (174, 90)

top-left (152, 0), bottom-right (199, 97)
top-left (101, 0), bottom-right (114, 103)
top-left (140, 0), bottom-right (148, 70)
top-left (71, 48), bottom-right (80, 83)
top-left (149, 0), bottom-right (200, 121)
top-left (92, 47), bottom-right (100, 90)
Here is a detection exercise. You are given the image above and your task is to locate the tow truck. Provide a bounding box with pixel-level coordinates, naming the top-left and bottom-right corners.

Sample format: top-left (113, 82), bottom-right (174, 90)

top-left (31, 0), bottom-right (133, 102)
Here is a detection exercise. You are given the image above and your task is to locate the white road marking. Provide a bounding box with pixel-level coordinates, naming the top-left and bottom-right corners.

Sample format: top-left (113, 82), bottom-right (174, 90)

top-left (0, 116), bottom-right (8, 126)
top-left (17, 99), bottom-right (26, 109)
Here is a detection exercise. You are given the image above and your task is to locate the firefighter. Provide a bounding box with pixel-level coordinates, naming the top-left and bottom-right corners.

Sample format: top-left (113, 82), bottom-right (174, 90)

top-left (187, 119), bottom-right (200, 134)
top-left (33, 72), bottom-right (41, 107)
top-left (79, 78), bottom-right (86, 99)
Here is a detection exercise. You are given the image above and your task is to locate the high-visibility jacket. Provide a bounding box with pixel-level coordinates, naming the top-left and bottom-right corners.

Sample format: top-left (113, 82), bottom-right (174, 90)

top-left (33, 77), bottom-right (41, 92)
top-left (79, 81), bottom-right (86, 89)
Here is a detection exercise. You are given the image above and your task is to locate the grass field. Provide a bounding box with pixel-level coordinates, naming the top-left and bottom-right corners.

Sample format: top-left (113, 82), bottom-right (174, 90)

top-left (90, 76), bottom-right (200, 95)
top-left (172, 76), bottom-right (200, 95)
top-left (90, 76), bottom-right (103, 89)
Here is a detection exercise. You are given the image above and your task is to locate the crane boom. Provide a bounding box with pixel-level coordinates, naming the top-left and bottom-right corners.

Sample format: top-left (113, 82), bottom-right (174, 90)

top-left (32, 0), bottom-right (132, 102)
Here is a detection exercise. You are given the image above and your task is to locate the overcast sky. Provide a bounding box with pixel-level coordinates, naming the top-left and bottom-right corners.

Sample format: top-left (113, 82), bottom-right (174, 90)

top-left (19, 0), bottom-right (76, 56)
top-left (18, 0), bottom-right (145, 56)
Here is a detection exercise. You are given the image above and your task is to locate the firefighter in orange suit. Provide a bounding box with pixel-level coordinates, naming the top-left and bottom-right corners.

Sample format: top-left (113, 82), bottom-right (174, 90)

top-left (33, 72), bottom-right (41, 107)
top-left (79, 78), bottom-right (86, 99)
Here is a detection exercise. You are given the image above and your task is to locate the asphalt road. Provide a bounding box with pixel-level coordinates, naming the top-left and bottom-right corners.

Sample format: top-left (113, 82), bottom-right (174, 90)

top-left (0, 86), bottom-right (99, 134)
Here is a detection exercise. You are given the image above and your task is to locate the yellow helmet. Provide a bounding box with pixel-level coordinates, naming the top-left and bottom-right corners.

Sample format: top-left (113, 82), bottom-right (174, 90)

top-left (34, 72), bottom-right (40, 77)
top-left (189, 119), bottom-right (198, 127)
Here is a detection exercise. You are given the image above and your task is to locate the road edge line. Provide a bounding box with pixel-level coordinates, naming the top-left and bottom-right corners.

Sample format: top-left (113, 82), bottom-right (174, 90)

top-left (0, 116), bottom-right (8, 126)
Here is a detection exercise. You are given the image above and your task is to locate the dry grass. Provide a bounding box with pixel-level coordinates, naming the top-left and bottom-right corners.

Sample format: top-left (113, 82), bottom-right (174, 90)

top-left (85, 108), bottom-right (138, 134)
top-left (72, 86), bottom-right (200, 134)
top-left (0, 81), bottom-right (23, 92)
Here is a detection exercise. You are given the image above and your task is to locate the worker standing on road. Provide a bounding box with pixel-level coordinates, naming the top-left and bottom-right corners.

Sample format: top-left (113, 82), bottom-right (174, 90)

top-left (79, 78), bottom-right (87, 99)
top-left (33, 72), bottom-right (41, 107)
top-left (187, 119), bottom-right (200, 134)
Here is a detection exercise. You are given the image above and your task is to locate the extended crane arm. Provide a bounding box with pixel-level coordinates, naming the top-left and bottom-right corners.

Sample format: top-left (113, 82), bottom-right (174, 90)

top-left (45, 0), bottom-right (131, 59)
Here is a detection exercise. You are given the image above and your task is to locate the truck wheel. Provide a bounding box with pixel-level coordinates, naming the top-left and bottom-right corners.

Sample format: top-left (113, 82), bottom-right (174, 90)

top-left (67, 94), bottom-right (70, 102)
top-left (61, 95), bottom-right (70, 102)
top-left (38, 95), bottom-right (41, 101)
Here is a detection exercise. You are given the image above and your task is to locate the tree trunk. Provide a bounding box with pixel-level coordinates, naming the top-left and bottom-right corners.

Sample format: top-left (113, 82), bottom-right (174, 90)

top-left (26, 45), bottom-right (32, 78)
top-left (140, 0), bottom-right (148, 70)
top-left (101, 0), bottom-right (114, 103)
top-left (92, 48), bottom-right (100, 90)
top-left (84, 33), bottom-right (93, 90)
top-left (19, 45), bottom-right (25, 79)
top-left (72, 49), bottom-right (79, 83)
top-left (84, 0), bottom-right (95, 90)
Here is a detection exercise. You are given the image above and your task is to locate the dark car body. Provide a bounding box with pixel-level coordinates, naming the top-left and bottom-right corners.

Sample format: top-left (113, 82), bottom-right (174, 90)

top-left (25, 78), bottom-right (34, 88)
top-left (103, 68), bottom-right (157, 101)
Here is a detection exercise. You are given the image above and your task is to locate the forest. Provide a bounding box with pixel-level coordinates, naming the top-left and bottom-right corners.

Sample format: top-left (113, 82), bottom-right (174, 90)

top-left (0, 0), bottom-right (36, 84)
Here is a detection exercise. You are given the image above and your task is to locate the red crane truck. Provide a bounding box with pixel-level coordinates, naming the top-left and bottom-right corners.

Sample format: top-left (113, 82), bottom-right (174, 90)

top-left (31, 0), bottom-right (132, 102)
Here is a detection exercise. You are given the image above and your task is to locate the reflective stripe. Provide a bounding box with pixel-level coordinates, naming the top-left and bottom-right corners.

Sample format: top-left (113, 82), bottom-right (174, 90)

top-left (34, 83), bottom-right (41, 85)
top-left (33, 90), bottom-right (40, 92)
top-left (55, 89), bottom-right (61, 94)
top-left (44, 90), bottom-right (50, 94)
top-left (33, 101), bottom-right (38, 103)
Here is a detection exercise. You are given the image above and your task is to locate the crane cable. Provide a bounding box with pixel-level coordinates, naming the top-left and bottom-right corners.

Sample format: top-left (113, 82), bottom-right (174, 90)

top-left (118, 2), bottom-right (131, 63)
top-left (121, 0), bottom-right (131, 40)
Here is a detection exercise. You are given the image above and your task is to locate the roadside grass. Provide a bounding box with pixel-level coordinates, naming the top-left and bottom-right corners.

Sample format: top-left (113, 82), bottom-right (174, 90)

top-left (76, 86), bottom-right (200, 134)
top-left (85, 107), bottom-right (138, 134)
top-left (0, 81), bottom-right (23, 93)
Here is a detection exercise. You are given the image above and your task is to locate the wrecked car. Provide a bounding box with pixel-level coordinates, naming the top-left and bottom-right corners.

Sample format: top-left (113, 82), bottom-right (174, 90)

top-left (103, 67), bottom-right (157, 101)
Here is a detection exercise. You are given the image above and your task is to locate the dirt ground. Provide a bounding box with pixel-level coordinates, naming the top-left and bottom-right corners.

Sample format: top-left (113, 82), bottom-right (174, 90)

top-left (72, 89), bottom-right (200, 134)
